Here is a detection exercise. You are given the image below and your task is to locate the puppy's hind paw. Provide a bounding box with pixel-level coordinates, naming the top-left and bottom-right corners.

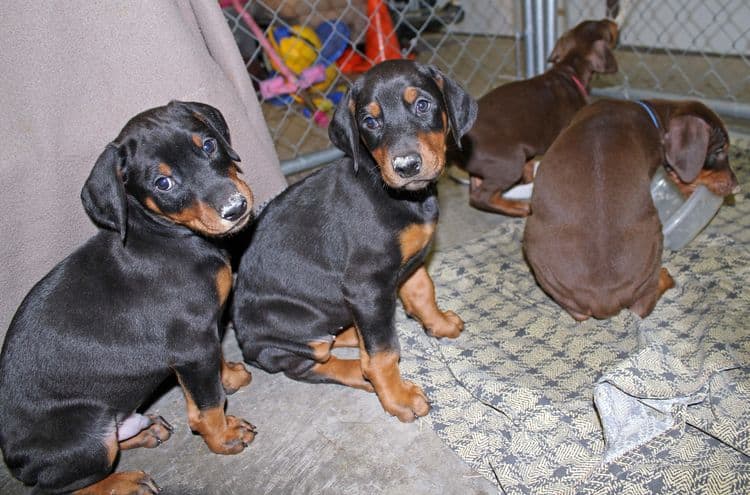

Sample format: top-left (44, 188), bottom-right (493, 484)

top-left (119, 415), bottom-right (173, 450)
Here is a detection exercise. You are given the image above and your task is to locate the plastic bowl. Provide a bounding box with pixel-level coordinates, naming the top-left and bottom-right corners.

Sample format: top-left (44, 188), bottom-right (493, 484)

top-left (500, 164), bottom-right (722, 251)
top-left (502, 160), bottom-right (540, 200)
top-left (650, 168), bottom-right (724, 250)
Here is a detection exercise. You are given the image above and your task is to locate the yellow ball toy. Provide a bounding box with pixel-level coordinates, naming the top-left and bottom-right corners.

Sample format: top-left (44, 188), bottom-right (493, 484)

top-left (268, 25), bottom-right (336, 92)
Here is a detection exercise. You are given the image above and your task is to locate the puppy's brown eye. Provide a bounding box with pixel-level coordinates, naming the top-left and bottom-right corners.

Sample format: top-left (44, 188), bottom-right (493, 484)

top-left (155, 176), bottom-right (174, 191)
top-left (363, 116), bottom-right (380, 130)
top-left (415, 98), bottom-right (430, 114)
top-left (202, 138), bottom-right (217, 154)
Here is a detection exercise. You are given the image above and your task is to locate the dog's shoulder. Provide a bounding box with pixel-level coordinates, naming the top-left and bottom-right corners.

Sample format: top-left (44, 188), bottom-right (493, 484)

top-left (255, 156), bottom-right (379, 224)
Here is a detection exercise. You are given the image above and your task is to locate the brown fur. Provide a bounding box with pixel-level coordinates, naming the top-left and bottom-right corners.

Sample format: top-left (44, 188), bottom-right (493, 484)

top-left (523, 98), bottom-right (738, 321)
top-left (460, 19), bottom-right (619, 216)
top-left (399, 266), bottom-right (463, 338)
top-left (360, 350), bottom-right (429, 422)
top-left (73, 471), bottom-right (160, 495)
top-left (177, 372), bottom-right (255, 455)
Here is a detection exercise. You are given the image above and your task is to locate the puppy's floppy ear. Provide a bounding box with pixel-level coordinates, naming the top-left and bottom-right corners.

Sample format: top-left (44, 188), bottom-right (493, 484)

top-left (587, 39), bottom-right (618, 74)
top-left (81, 144), bottom-right (128, 243)
top-left (664, 114), bottom-right (710, 183)
top-left (587, 20), bottom-right (618, 73)
top-left (329, 89), bottom-right (364, 172)
top-left (548, 33), bottom-right (575, 64)
top-left (171, 100), bottom-right (241, 162)
top-left (427, 65), bottom-right (478, 149)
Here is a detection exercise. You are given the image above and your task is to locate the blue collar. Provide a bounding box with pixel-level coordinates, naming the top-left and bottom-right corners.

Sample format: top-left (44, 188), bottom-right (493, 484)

top-left (635, 100), bottom-right (660, 129)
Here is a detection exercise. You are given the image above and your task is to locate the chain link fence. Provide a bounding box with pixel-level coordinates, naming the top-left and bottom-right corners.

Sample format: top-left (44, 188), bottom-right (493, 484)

top-left (222, 0), bottom-right (750, 170)
top-left (567, 0), bottom-right (750, 122)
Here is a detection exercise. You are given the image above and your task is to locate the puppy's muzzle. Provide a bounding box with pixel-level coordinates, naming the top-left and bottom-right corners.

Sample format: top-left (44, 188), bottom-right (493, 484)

top-left (221, 193), bottom-right (249, 222)
top-left (393, 153), bottom-right (422, 178)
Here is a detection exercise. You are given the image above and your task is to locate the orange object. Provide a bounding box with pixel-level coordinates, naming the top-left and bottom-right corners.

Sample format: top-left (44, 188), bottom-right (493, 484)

top-left (338, 0), bottom-right (404, 74)
top-left (366, 0), bottom-right (402, 62)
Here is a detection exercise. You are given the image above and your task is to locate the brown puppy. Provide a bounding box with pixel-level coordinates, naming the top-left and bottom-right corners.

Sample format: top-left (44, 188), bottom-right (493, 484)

top-left (523, 98), bottom-right (739, 321)
top-left (460, 19), bottom-right (618, 216)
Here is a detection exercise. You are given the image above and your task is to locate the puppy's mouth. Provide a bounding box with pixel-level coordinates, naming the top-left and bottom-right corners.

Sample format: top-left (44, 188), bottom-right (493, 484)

top-left (375, 135), bottom-right (448, 190)
top-left (181, 208), bottom-right (254, 238)
top-left (146, 197), bottom-right (254, 237)
top-left (401, 177), bottom-right (439, 191)
top-left (218, 210), bottom-right (254, 236)
top-left (381, 172), bottom-right (441, 191)
top-left (666, 166), bottom-right (740, 198)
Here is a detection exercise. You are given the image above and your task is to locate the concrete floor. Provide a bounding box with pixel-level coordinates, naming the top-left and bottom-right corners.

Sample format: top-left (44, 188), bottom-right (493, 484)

top-left (0, 174), bottom-right (504, 495)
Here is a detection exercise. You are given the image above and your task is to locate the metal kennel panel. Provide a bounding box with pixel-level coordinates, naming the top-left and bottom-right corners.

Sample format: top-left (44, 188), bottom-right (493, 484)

top-left (222, 0), bottom-right (526, 169)
top-left (565, 0), bottom-right (750, 120)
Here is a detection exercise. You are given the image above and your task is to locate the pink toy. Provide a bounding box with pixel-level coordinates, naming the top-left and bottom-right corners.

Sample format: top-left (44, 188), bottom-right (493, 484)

top-left (222, 0), bottom-right (327, 100)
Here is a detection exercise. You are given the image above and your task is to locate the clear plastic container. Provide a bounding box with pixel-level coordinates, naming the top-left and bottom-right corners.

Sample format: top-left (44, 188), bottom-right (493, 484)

top-left (650, 168), bottom-right (724, 250)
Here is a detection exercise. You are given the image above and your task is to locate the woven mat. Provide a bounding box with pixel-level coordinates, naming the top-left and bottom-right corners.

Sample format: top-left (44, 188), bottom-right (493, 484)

top-left (399, 143), bottom-right (750, 494)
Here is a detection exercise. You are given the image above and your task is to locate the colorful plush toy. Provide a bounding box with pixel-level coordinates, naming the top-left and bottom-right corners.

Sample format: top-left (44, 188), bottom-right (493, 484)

top-left (267, 21), bottom-right (351, 125)
top-left (268, 23), bottom-right (347, 93)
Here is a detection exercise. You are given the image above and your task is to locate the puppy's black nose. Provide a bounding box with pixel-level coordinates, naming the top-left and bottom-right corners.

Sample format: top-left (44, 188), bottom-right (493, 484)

top-left (221, 193), bottom-right (248, 221)
top-left (393, 154), bottom-right (422, 178)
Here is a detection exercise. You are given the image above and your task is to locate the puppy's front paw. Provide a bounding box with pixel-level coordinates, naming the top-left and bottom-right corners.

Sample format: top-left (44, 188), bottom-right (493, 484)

top-left (425, 310), bottom-right (464, 339)
top-left (380, 380), bottom-right (430, 422)
top-left (206, 415), bottom-right (257, 455)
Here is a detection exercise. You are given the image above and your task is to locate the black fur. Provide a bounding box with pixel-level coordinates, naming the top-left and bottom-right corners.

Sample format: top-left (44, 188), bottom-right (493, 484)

top-left (231, 60), bottom-right (477, 419)
top-left (0, 101), bottom-right (253, 493)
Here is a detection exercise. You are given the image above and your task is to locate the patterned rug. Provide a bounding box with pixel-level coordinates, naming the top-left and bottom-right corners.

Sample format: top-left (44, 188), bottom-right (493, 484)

top-left (399, 142), bottom-right (750, 494)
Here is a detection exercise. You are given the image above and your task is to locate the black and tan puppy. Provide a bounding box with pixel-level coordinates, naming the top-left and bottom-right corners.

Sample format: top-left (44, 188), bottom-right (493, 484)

top-left (0, 101), bottom-right (256, 494)
top-left (460, 19), bottom-right (618, 216)
top-left (232, 60), bottom-right (477, 422)
top-left (523, 99), bottom-right (739, 321)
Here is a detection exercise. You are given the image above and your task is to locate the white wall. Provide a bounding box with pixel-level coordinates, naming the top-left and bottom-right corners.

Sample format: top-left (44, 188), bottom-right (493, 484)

top-left (564, 0), bottom-right (749, 55)
top-left (447, 0), bottom-right (517, 36)
top-left (442, 0), bottom-right (748, 55)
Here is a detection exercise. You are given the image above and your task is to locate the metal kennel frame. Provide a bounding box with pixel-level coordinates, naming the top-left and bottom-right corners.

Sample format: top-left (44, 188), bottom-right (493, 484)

top-left (223, 0), bottom-right (750, 173)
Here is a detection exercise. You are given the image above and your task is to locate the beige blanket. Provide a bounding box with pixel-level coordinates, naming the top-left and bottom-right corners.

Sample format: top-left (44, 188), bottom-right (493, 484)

top-left (399, 142), bottom-right (750, 494)
top-left (0, 0), bottom-right (287, 333)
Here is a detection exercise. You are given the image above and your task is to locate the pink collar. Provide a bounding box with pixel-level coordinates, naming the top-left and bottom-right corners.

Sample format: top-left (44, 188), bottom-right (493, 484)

top-left (570, 74), bottom-right (588, 99)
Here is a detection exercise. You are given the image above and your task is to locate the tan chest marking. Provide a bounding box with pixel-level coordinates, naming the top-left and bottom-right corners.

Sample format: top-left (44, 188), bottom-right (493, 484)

top-left (399, 223), bottom-right (436, 264)
top-left (216, 263), bottom-right (232, 306)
